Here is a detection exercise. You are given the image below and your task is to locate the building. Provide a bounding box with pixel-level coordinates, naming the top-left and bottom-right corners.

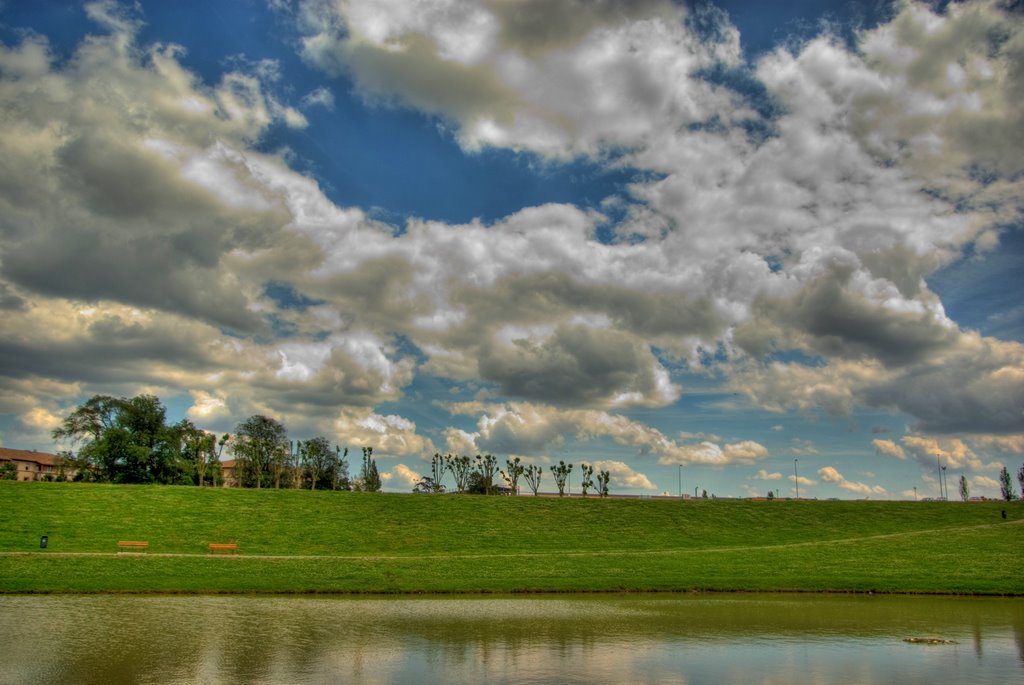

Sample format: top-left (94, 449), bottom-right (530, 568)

top-left (220, 459), bottom-right (239, 488)
top-left (0, 447), bottom-right (75, 482)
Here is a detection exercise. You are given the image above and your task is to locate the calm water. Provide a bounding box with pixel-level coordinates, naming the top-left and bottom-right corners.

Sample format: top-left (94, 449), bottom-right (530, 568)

top-left (1, 594), bottom-right (1021, 684)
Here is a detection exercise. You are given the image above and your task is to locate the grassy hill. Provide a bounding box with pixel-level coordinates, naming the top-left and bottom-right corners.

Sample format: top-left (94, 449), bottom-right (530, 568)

top-left (2, 482), bottom-right (1021, 594)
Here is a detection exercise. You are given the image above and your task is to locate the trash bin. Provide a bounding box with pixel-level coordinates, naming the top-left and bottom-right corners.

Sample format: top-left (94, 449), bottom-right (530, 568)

top-left (40, 535), bottom-right (48, 549)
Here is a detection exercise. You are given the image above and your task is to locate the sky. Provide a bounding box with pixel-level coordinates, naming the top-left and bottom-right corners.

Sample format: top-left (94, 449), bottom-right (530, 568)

top-left (1, 0), bottom-right (1022, 498)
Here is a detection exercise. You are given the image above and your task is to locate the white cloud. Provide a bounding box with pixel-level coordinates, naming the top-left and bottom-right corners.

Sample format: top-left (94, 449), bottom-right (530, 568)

top-left (818, 466), bottom-right (886, 496)
top-left (383, 463), bottom-right (422, 490)
top-left (753, 469), bottom-right (783, 481)
top-left (333, 408), bottom-right (436, 457)
top-left (592, 459), bottom-right (656, 491)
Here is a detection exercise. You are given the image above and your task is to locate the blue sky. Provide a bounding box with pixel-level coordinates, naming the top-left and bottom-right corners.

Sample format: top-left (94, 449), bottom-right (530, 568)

top-left (1, 0), bottom-right (1022, 498)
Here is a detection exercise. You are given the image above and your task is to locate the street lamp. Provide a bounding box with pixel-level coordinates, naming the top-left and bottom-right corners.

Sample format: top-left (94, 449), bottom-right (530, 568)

top-left (794, 459), bottom-right (799, 499)
top-left (936, 455), bottom-right (942, 500)
top-left (941, 466), bottom-right (947, 501)
top-left (678, 464), bottom-right (682, 499)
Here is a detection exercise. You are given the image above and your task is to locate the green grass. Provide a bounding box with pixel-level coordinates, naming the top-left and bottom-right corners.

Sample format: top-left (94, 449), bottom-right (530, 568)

top-left (2, 481), bottom-right (1021, 594)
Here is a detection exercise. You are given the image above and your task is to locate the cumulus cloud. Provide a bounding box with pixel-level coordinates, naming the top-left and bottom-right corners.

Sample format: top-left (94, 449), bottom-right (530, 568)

top-left (293, 0), bottom-right (740, 155)
top-left (731, 331), bottom-right (1024, 434)
top-left (872, 438), bottom-right (906, 460)
top-left (332, 408), bottom-right (436, 457)
top-left (818, 466), bottom-right (886, 496)
top-left (592, 459), bottom-right (656, 491)
top-left (383, 463), bottom-right (422, 489)
top-left (753, 469), bottom-right (783, 481)
top-left (444, 401), bottom-right (768, 466)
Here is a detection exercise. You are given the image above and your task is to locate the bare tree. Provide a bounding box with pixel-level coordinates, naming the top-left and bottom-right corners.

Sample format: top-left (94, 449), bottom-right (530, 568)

top-left (596, 469), bottom-right (610, 498)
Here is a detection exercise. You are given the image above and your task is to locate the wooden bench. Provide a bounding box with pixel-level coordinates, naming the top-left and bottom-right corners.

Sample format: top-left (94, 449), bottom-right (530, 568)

top-left (207, 543), bottom-right (238, 554)
top-left (117, 541), bottom-right (149, 553)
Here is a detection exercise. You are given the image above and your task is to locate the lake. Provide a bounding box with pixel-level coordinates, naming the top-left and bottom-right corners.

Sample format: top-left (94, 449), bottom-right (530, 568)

top-left (1, 594), bottom-right (1021, 684)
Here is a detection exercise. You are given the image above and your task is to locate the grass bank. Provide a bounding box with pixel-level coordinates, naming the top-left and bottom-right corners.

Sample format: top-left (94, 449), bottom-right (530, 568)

top-left (2, 482), bottom-right (1021, 594)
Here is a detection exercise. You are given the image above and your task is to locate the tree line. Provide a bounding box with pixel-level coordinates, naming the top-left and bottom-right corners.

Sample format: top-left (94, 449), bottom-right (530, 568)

top-left (48, 394), bottom-right (381, 490)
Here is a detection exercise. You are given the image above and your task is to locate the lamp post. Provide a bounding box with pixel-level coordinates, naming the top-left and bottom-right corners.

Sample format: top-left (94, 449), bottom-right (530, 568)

top-left (794, 459), bottom-right (799, 499)
top-left (678, 464), bottom-right (682, 499)
top-left (941, 466), bottom-right (947, 501)
top-left (936, 455), bottom-right (942, 499)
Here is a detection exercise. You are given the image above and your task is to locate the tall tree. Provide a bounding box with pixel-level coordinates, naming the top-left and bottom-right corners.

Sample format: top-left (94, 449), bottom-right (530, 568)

top-left (550, 460), bottom-right (573, 497)
top-left (356, 446), bottom-right (381, 492)
top-left (998, 466), bottom-right (1016, 502)
top-left (523, 464), bottom-right (544, 496)
top-left (958, 475), bottom-right (969, 502)
top-left (430, 453), bottom-right (447, 491)
top-left (233, 415), bottom-right (288, 489)
top-left (1017, 464), bottom-right (1024, 500)
top-left (333, 447), bottom-right (350, 490)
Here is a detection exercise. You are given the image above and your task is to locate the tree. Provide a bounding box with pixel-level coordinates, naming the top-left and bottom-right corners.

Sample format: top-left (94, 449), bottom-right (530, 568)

top-left (299, 437), bottom-right (337, 490)
top-left (52, 394), bottom-right (189, 484)
top-left (413, 476), bottom-right (445, 493)
top-left (415, 454), bottom-right (447, 493)
top-left (430, 453), bottom-right (447, 491)
top-left (597, 469), bottom-right (610, 497)
top-left (0, 461), bottom-right (16, 480)
top-left (579, 463), bottom-right (594, 497)
top-left (550, 460), bottom-right (573, 497)
top-left (447, 454), bottom-right (472, 494)
top-left (958, 475), bottom-right (969, 502)
top-left (354, 446), bottom-right (381, 492)
top-left (501, 457), bottom-right (525, 495)
top-left (998, 466), bottom-right (1016, 502)
top-left (333, 447), bottom-right (350, 490)
top-left (179, 422), bottom-right (226, 487)
top-left (1018, 464), bottom-right (1024, 499)
top-left (475, 453), bottom-right (499, 495)
top-left (233, 415), bottom-right (288, 489)
top-left (523, 464), bottom-right (543, 496)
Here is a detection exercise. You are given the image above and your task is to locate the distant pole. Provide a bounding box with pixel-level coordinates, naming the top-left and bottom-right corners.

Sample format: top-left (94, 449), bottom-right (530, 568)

top-left (695, 486), bottom-right (698, 498)
top-left (678, 464), bottom-right (681, 499)
top-left (794, 459), bottom-right (799, 499)
top-left (913, 486), bottom-right (917, 501)
top-left (941, 466), bottom-right (947, 501)
top-left (936, 455), bottom-right (942, 499)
